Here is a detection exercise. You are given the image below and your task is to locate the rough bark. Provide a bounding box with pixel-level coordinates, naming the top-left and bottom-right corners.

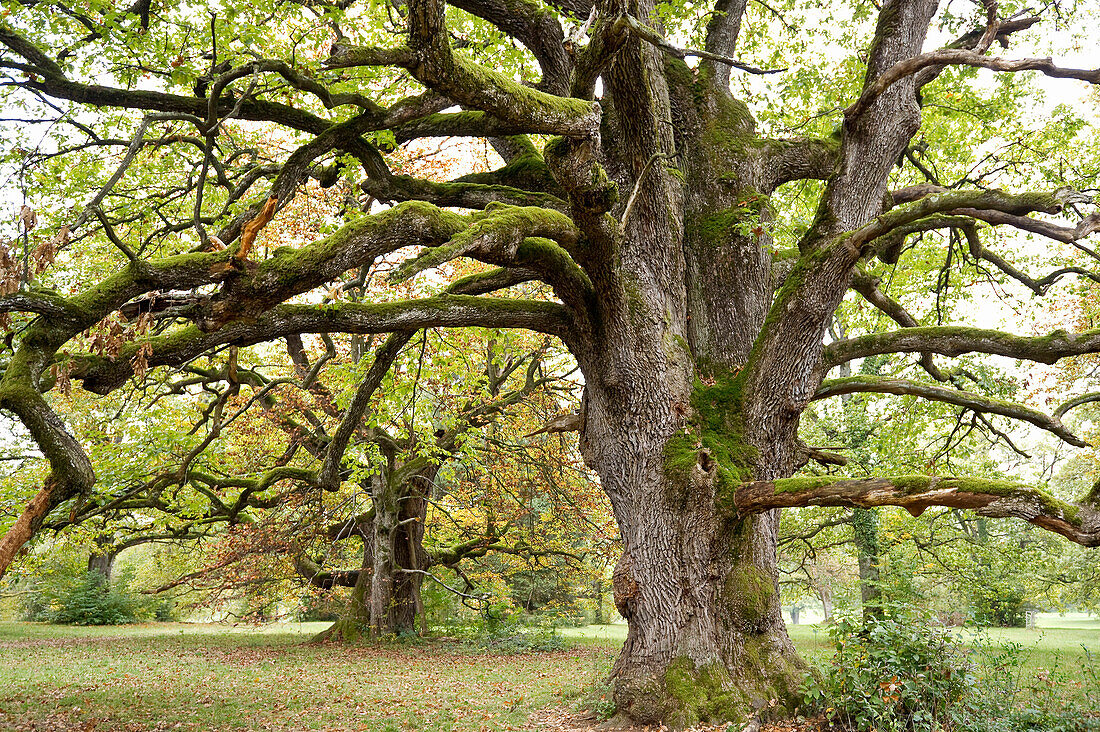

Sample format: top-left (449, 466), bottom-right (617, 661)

top-left (569, 21), bottom-right (807, 725)
top-left (367, 467), bottom-right (431, 637)
top-left (307, 507), bottom-right (428, 642)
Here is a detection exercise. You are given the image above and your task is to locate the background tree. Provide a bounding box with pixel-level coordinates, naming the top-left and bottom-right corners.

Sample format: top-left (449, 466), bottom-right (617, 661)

top-left (3, 0), bottom-right (1100, 726)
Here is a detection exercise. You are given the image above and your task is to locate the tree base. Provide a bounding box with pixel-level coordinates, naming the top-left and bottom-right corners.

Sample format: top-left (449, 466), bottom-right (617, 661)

top-left (309, 618), bottom-right (367, 644)
top-left (613, 634), bottom-right (808, 729)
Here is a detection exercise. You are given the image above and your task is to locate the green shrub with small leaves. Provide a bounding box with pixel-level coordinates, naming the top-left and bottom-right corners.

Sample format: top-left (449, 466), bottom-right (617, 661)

top-left (801, 606), bottom-right (974, 732)
top-left (965, 641), bottom-right (1100, 732)
top-left (22, 569), bottom-right (151, 625)
top-left (449, 605), bottom-right (568, 654)
top-left (802, 604), bottom-right (1100, 731)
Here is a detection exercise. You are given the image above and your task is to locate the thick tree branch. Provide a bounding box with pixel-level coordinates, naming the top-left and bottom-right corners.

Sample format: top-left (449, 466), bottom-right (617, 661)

top-left (447, 0), bottom-right (572, 95)
top-left (851, 49), bottom-right (1100, 120)
top-left (393, 110), bottom-right (530, 142)
top-left (813, 375), bottom-right (1089, 447)
top-left (73, 296), bottom-right (572, 394)
top-left (326, 8), bottom-right (600, 138)
top-left (371, 168), bottom-right (568, 207)
top-left (293, 555), bottom-right (361, 589)
top-left (741, 0), bottom-right (940, 443)
top-left (702, 0), bottom-right (749, 87)
top-left (0, 388), bottom-right (95, 577)
top-left (1053, 392), bottom-right (1100, 420)
top-left (735, 475), bottom-right (1100, 547)
top-left (388, 205), bottom-right (581, 283)
top-left (761, 135), bottom-right (842, 190)
top-left (849, 189), bottom-right (1064, 251)
top-left (826, 324), bottom-right (1100, 367)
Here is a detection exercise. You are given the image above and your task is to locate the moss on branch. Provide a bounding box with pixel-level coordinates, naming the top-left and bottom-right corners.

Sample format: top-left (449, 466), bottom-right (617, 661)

top-left (387, 204), bottom-right (580, 284)
top-left (736, 474), bottom-right (1100, 545)
top-left (825, 325), bottom-right (1100, 368)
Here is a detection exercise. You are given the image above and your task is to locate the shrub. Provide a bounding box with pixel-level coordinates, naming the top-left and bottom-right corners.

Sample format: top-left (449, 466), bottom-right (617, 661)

top-left (450, 605), bottom-right (568, 654)
top-left (969, 584), bottom-right (1026, 628)
top-left (23, 570), bottom-right (149, 625)
top-left (802, 604), bottom-right (1100, 732)
top-left (965, 640), bottom-right (1100, 732)
top-left (297, 591), bottom-right (341, 622)
top-left (801, 606), bottom-right (974, 732)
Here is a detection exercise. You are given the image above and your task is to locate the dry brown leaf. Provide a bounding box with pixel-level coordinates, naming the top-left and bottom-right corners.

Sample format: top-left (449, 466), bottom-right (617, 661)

top-left (18, 204), bottom-right (37, 232)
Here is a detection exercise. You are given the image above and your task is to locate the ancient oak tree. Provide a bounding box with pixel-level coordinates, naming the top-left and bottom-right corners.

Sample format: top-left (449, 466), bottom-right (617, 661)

top-left (3, 0), bottom-right (1100, 725)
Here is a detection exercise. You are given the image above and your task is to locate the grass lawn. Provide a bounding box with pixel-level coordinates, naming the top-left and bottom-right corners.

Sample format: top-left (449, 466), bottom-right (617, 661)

top-left (1, 615), bottom-right (1097, 731)
top-left (0, 621), bottom-right (615, 731)
top-left (561, 615), bottom-right (1100, 670)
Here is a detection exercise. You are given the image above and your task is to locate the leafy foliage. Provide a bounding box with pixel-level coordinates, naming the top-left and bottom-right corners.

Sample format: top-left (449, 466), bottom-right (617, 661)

top-left (21, 569), bottom-right (160, 626)
top-left (802, 604), bottom-right (1100, 731)
top-left (802, 605), bottom-right (974, 732)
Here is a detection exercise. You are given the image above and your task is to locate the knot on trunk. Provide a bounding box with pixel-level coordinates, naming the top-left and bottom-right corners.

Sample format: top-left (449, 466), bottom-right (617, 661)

top-left (613, 550), bottom-right (640, 619)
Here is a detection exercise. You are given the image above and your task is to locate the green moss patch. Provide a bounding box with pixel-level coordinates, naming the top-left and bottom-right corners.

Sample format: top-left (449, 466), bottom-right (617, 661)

top-left (663, 368), bottom-right (758, 505)
top-left (724, 564), bottom-right (776, 629)
top-left (664, 656), bottom-right (749, 728)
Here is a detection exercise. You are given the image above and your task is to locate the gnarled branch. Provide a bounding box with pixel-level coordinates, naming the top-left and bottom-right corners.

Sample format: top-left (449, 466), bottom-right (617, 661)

top-left (826, 324), bottom-right (1100, 367)
top-left (735, 475), bottom-right (1100, 547)
top-left (813, 375), bottom-right (1089, 447)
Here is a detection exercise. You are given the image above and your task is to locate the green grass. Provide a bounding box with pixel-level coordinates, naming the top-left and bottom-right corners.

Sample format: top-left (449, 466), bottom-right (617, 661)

top-left (0, 621), bottom-right (614, 731)
top-left (1, 617), bottom-right (1097, 730)
top-left (562, 617), bottom-right (1100, 701)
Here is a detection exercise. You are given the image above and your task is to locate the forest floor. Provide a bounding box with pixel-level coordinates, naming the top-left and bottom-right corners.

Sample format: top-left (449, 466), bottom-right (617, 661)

top-left (0, 616), bottom-right (1097, 731)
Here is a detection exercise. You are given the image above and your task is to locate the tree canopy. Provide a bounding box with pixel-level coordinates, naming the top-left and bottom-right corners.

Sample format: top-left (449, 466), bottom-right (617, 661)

top-left (3, 0), bottom-right (1100, 725)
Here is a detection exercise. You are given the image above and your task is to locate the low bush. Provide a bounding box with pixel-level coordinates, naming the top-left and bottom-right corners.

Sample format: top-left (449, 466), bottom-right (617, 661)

top-left (966, 641), bottom-right (1100, 732)
top-left (444, 604), bottom-right (569, 654)
top-left (801, 604), bottom-right (1100, 731)
top-left (970, 584), bottom-right (1027, 628)
top-left (22, 569), bottom-right (162, 625)
top-left (801, 606), bottom-right (972, 732)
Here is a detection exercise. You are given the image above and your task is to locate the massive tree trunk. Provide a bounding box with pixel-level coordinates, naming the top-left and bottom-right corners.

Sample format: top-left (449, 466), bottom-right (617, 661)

top-left (562, 0), bottom-right (936, 722)
top-left (580, 329), bottom-right (807, 727)
top-left (580, 340), bottom-right (807, 726)
top-left (568, 45), bottom-right (810, 726)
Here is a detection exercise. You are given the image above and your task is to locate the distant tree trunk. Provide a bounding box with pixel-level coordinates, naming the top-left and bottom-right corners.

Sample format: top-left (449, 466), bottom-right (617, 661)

top-left (87, 536), bottom-right (116, 585)
top-left (852, 508), bottom-right (884, 620)
top-left (593, 574), bottom-right (605, 624)
top-left (816, 583), bottom-right (834, 622)
top-left (368, 468), bottom-right (431, 636)
top-left (790, 606), bottom-right (800, 625)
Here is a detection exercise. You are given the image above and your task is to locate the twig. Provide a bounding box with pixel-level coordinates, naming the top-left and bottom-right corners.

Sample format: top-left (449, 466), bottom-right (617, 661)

top-left (620, 14), bottom-right (784, 75)
top-left (621, 150), bottom-right (678, 229)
